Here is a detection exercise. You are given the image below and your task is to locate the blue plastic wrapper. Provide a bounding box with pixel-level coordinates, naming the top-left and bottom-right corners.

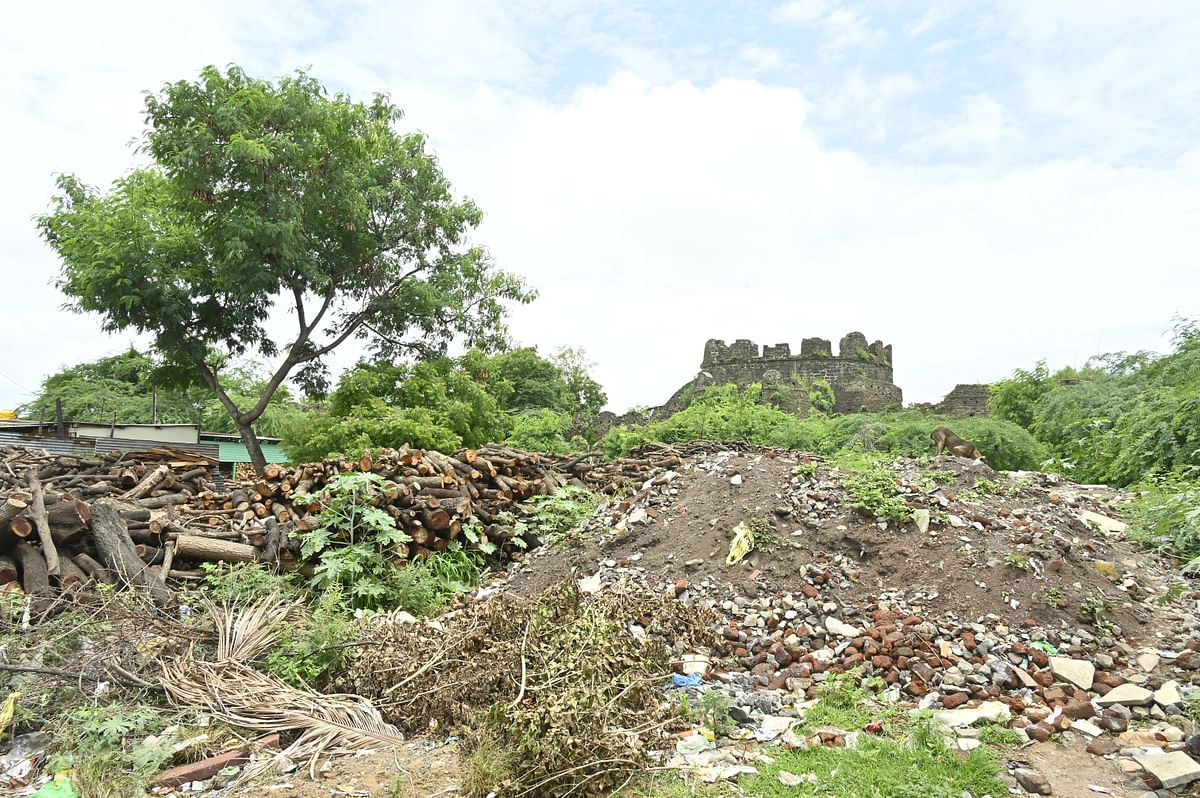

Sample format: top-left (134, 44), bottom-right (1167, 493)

top-left (671, 673), bottom-right (703, 687)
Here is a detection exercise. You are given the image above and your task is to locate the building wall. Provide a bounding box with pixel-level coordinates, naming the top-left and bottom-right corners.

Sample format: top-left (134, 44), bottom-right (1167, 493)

top-left (70, 423), bottom-right (200, 444)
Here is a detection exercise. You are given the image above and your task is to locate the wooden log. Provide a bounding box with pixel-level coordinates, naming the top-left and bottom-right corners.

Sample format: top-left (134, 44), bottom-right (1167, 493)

top-left (177, 466), bottom-right (210, 483)
top-left (419, 508), bottom-right (451, 532)
top-left (135, 544), bottom-right (165, 565)
top-left (90, 499), bottom-right (170, 604)
top-left (172, 534), bottom-right (259, 564)
top-left (0, 496), bottom-right (28, 525)
top-left (55, 556), bottom-right (88, 592)
top-left (73, 553), bottom-right (113, 585)
top-left (136, 493), bottom-right (190, 509)
top-left (28, 473), bottom-right (60, 577)
top-left (48, 499), bottom-right (91, 547)
top-left (7, 517), bottom-right (33, 539)
top-left (119, 464), bottom-right (170, 500)
top-left (12, 540), bottom-right (53, 616)
top-left (0, 555), bottom-right (16, 583)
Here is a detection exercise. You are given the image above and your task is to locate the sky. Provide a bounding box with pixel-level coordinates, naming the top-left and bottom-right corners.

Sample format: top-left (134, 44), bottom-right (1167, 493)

top-left (2, 0), bottom-right (1198, 414)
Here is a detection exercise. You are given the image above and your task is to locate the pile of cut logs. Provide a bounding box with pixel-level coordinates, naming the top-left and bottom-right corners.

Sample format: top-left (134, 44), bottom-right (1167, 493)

top-left (0, 443), bottom-right (679, 621)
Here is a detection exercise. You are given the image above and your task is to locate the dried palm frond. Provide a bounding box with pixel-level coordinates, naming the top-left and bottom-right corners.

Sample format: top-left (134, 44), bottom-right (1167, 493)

top-left (161, 592), bottom-right (403, 780)
top-left (203, 591), bottom-right (301, 662)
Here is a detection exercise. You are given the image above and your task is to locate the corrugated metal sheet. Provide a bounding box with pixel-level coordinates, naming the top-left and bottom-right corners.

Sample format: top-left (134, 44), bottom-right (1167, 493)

top-left (0, 431), bottom-right (95, 457)
top-left (93, 438), bottom-right (220, 460)
top-left (216, 441), bottom-right (290, 464)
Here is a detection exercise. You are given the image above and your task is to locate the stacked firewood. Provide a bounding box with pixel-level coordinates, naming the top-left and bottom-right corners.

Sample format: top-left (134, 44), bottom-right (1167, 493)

top-left (0, 443), bottom-right (679, 619)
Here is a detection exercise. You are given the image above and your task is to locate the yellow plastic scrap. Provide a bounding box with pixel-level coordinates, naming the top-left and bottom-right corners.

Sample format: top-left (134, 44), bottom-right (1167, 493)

top-left (725, 522), bottom-right (755, 566)
top-left (0, 691), bottom-right (20, 735)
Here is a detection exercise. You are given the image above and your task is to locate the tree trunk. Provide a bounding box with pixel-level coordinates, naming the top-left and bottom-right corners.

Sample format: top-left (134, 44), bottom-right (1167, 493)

top-left (237, 422), bottom-right (268, 476)
top-left (90, 499), bottom-right (170, 604)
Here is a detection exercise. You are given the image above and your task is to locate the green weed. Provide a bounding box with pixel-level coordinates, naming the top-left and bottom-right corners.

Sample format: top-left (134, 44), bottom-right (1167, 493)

top-left (514, 485), bottom-right (598, 544)
top-left (736, 735), bottom-right (1005, 798)
top-left (675, 689), bottom-right (736, 735)
top-left (978, 722), bottom-right (1023, 747)
top-left (838, 455), bottom-right (912, 523)
top-left (1005, 552), bottom-right (1029, 571)
top-left (46, 702), bottom-right (177, 798)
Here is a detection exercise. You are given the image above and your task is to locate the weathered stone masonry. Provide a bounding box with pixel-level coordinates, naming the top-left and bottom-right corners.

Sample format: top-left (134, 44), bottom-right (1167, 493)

top-left (591, 333), bottom-right (987, 436)
top-left (665, 331), bottom-right (904, 414)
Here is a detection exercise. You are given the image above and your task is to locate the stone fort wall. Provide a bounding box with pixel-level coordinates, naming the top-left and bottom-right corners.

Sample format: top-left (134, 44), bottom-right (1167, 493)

top-left (664, 331), bottom-right (903, 415)
top-left (591, 333), bottom-right (988, 437)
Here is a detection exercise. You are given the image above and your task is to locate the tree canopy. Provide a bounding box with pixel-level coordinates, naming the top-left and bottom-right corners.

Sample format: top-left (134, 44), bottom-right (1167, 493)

top-left (38, 65), bottom-right (531, 470)
top-left (281, 346), bottom-right (604, 461)
top-left (19, 350), bottom-right (300, 438)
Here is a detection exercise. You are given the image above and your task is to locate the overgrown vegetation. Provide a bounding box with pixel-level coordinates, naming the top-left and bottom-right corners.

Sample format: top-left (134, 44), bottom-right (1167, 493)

top-left (293, 471), bottom-right (483, 613)
top-left (838, 455), bottom-right (912, 523)
top-left (632, 670), bottom-right (1005, 798)
top-left (990, 318), bottom-right (1200, 567)
top-left (282, 346), bottom-right (604, 461)
top-left (45, 702), bottom-right (178, 798)
top-left (510, 484), bottom-right (600, 545)
top-left (602, 385), bottom-right (1044, 471)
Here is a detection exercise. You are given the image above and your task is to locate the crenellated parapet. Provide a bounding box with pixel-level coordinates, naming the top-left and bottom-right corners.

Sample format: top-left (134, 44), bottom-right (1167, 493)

top-left (678, 332), bottom-right (901, 414)
top-left (701, 332), bottom-right (893, 368)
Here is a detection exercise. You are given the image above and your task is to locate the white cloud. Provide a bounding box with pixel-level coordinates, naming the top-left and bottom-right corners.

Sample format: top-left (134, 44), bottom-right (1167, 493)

top-left (822, 8), bottom-right (887, 52)
top-left (738, 44), bottom-right (785, 73)
top-left (437, 76), bottom-right (1198, 408)
top-left (772, 0), bottom-right (831, 26)
top-left (915, 94), bottom-right (1018, 154)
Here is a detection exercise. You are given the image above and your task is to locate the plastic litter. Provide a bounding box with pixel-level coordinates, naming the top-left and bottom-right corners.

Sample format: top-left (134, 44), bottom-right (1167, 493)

top-left (31, 774), bottom-right (80, 798)
top-left (726, 522), bottom-right (754, 566)
top-left (671, 673), bottom-right (703, 688)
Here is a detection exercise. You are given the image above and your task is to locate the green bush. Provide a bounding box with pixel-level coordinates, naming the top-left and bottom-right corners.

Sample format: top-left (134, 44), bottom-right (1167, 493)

top-left (991, 319), bottom-right (1200, 486)
top-left (1129, 475), bottom-right (1200, 573)
top-left (601, 388), bottom-right (1045, 471)
top-left (504, 408), bottom-right (573, 453)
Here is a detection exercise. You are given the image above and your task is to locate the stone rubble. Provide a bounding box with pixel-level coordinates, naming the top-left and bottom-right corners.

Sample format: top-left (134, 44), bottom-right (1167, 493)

top-left (502, 448), bottom-right (1200, 794)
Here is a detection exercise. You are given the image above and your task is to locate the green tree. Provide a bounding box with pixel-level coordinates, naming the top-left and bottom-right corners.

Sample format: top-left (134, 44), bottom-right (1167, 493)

top-left (19, 349), bottom-right (200, 424)
top-left (489, 348), bottom-right (570, 413)
top-left (21, 350), bottom-right (301, 438)
top-left (988, 361), bottom-right (1052, 429)
top-left (37, 65), bottom-right (532, 472)
top-left (282, 355), bottom-right (511, 460)
top-left (551, 346), bottom-right (607, 419)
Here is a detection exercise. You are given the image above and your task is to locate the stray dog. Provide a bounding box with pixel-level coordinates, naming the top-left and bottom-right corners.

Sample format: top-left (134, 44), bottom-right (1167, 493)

top-left (931, 427), bottom-right (984, 460)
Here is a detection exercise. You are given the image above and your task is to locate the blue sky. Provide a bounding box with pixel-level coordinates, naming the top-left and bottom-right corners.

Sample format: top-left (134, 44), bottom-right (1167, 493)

top-left (2, 0), bottom-right (1198, 412)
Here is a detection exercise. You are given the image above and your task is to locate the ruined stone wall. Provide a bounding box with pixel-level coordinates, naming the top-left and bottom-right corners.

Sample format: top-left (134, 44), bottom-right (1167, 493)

top-left (936, 384), bottom-right (991, 417)
top-left (680, 331), bottom-right (902, 414)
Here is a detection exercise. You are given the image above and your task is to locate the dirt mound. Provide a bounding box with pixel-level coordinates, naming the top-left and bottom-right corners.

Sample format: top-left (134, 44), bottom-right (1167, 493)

top-left (506, 449), bottom-right (1169, 636)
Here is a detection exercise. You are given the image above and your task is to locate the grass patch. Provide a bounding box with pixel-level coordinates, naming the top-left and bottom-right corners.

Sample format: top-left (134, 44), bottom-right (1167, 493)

top-left (978, 721), bottom-right (1023, 747)
top-left (736, 734), bottom-right (1005, 798)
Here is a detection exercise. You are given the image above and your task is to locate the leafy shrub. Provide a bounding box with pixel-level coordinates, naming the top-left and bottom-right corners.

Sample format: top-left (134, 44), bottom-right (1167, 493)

top-left (47, 702), bottom-right (177, 798)
top-left (1130, 476), bottom-right (1200, 573)
top-left (263, 584), bottom-right (357, 688)
top-left (992, 319), bottom-right (1200, 486)
top-left (294, 471), bottom-right (414, 609)
top-left (808, 378), bottom-right (835, 413)
top-left (390, 548), bottom-right (483, 616)
top-left (504, 408), bottom-right (573, 453)
top-left (513, 485), bottom-right (599, 544)
top-left (602, 389), bottom-right (1045, 471)
top-left (838, 455), bottom-right (912, 522)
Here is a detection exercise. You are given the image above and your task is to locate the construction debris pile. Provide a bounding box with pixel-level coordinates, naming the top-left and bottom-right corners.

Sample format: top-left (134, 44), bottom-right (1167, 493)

top-left (500, 446), bottom-right (1200, 794)
top-left (0, 443), bottom-right (678, 622)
